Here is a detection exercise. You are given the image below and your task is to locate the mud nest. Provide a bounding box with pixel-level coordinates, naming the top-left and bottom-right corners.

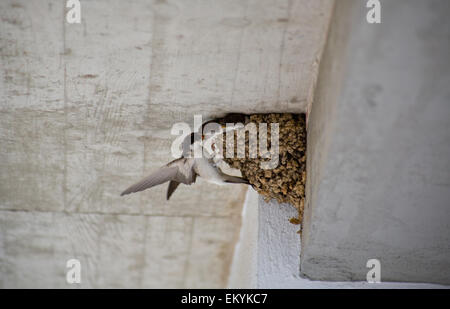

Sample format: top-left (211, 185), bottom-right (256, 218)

top-left (221, 113), bottom-right (306, 226)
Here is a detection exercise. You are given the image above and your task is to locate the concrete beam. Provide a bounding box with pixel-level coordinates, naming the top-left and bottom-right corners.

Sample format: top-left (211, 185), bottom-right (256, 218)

top-left (301, 0), bottom-right (450, 284)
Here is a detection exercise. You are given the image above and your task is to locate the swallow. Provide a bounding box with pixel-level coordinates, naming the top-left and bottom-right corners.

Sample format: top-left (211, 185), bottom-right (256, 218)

top-left (120, 116), bottom-right (250, 200)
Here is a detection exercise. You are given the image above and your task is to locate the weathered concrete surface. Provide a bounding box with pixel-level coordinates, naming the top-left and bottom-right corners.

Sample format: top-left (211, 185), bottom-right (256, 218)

top-left (0, 0), bottom-right (333, 287)
top-left (301, 0), bottom-right (450, 284)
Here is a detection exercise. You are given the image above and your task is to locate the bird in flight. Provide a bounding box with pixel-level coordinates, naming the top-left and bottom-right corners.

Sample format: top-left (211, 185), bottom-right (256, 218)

top-left (120, 114), bottom-right (250, 200)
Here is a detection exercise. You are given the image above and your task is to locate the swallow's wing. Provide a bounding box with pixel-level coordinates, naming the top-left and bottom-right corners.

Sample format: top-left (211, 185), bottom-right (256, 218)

top-left (166, 169), bottom-right (198, 200)
top-left (121, 166), bottom-right (179, 196)
top-left (166, 181), bottom-right (180, 200)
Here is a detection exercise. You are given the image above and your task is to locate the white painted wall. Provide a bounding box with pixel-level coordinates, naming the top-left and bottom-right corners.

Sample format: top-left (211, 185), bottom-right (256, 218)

top-left (227, 189), bottom-right (259, 288)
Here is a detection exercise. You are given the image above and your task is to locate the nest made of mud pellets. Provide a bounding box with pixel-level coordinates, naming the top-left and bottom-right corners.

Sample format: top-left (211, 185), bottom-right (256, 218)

top-left (220, 113), bottom-right (306, 227)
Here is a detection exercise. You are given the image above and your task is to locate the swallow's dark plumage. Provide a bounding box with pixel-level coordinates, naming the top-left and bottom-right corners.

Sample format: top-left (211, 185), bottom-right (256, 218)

top-left (121, 115), bottom-right (249, 199)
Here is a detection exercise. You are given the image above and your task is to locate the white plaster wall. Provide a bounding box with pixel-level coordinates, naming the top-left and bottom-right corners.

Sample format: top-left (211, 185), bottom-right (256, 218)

top-left (227, 189), bottom-right (259, 288)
